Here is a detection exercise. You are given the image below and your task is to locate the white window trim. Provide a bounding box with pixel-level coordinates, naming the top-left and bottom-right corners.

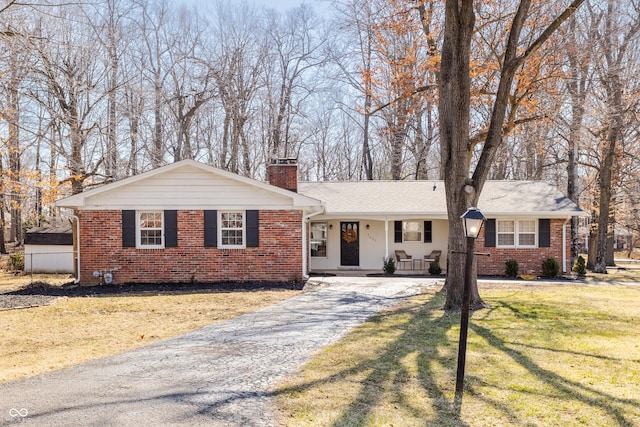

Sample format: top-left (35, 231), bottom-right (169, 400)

top-left (218, 210), bottom-right (246, 249)
top-left (136, 210), bottom-right (164, 249)
top-left (496, 219), bottom-right (538, 248)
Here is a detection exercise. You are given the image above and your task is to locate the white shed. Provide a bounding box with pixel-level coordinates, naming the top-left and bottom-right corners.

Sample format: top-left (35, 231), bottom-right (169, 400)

top-left (24, 225), bottom-right (74, 273)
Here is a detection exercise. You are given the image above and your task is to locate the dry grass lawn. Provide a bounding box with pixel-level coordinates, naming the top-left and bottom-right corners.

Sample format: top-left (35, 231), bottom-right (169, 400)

top-left (0, 273), bottom-right (298, 383)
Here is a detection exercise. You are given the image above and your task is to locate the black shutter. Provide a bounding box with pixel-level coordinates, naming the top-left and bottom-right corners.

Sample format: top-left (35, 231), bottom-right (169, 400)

top-left (164, 210), bottom-right (178, 247)
top-left (424, 221), bottom-right (432, 243)
top-left (484, 219), bottom-right (496, 247)
top-left (122, 210), bottom-right (136, 247)
top-left (204, 210), bottom-right (217, 247)
top-left (539, 219), bottom-right (551, 247)
top-left (394, 221), bottom-right (402, 243)
top-left (246, 210), bottom-right (259, 247)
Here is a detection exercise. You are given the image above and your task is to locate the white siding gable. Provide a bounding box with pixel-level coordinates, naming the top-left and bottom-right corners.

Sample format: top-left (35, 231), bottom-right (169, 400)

top-left (56, 161), bottom-right (321, 211)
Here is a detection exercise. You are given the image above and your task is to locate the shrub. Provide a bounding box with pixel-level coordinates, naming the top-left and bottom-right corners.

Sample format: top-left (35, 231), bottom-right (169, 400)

top-left (383, 257), bottom-right (396, 275)
top-left (8, 253), bottom-right (24, 271)
top-left (505, 259), bottom-right (519, 278)
top-left (542, 257), bottom-right (559, 278)
top-left (428, 261), bottom-right (442, 275)
top-left (573, 255), bottom-right (587, 276)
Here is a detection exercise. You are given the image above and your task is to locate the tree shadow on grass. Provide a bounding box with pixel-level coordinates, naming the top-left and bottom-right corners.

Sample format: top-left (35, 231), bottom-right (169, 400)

top-left (470, 319), bottom-right (640, 426)
top-left (274, 290), bottom-right (473, 426)
top-left (274, 291), bottom-right (640, 426)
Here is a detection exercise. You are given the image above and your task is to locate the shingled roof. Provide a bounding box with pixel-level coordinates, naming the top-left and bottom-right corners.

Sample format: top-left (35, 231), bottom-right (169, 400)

top-left (297, 180), bottom-right (583, 218)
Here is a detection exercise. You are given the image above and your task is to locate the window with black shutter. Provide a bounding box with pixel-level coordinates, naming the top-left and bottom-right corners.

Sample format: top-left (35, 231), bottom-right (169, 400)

top-left (122, 210), bottom-right (136, 247)
top-left (424, 221), bottom-right (432, 243)
top-left (204, 210), bottom-right (217, 247)
top-left (539, 219), bottom-right (551, 247)
top-left (246, 210), bottom-right (259, 247)
top-left (164, 210), bottom-right (178, 247)
top-left (484, 219), bottom-right (496, 247)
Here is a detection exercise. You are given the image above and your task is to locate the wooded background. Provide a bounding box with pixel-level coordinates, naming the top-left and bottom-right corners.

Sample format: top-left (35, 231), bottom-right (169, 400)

top-left (1, 0), bottom-right (639, 273)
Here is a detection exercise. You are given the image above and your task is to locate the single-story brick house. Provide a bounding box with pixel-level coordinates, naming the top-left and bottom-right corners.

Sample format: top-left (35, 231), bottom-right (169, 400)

top-left (299, 180), bottom-right (585, 276)
top-left (55, 158), bottom-right (584, 285)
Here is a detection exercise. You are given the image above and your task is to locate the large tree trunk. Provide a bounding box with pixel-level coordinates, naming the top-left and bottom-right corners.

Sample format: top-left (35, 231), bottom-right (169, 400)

top-left (593, 71), bottom-right (623, 273)
top-left (438, 1), bottom-right (483, 310)
top-left (437, 0), bottom-right (585, 310)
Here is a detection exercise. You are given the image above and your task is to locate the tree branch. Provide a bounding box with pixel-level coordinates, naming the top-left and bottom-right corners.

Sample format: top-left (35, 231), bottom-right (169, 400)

top-left (369, 84), bottom-right (435, 115)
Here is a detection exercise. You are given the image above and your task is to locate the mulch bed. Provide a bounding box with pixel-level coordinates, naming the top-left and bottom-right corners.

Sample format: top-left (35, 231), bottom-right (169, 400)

top-left (0, 280), bottom-right (305, 311)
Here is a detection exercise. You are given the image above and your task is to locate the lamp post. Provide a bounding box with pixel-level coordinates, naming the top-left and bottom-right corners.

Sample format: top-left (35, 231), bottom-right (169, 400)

top-left (455, 207), bottom-right (486, 398)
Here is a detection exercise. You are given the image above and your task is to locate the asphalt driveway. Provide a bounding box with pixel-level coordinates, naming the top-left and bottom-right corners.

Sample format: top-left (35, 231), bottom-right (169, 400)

top-left (0, 276), bottom-right (439, 426)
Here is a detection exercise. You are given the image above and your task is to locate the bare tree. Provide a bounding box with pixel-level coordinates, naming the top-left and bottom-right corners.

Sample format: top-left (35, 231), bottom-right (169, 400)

top-left (30, 7), bottom-right (111, 194)
top-left (589, 0), bottom-right (640, 273)
top-left (0, 17), bottom-right (33, 243)
top-left (134, 0), bottom-right (175, 168)
top-left (424, 0), bottom-right (586, 310)
top-left (165, 6), bottom-right (215, 162)
top-left (262, 5), bottom-right (327, 160)
top-left (208, 1), bottom-right (265, 175)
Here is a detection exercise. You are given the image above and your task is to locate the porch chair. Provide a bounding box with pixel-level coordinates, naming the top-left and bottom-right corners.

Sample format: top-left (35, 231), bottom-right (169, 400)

top-left (424, 250), bottom-right (442, 268)
top-left (395, 250), bottom-right (414, 270)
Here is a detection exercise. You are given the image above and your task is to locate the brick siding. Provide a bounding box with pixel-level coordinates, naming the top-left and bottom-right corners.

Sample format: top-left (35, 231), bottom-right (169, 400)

top-left (78, 210), bottom-right (303, 285)
top-left (476, 218), bottom-right (570, 276)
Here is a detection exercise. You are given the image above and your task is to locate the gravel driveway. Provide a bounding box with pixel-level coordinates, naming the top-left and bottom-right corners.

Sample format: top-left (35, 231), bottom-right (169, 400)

top-left (0, 276), bottom-right (440, 426)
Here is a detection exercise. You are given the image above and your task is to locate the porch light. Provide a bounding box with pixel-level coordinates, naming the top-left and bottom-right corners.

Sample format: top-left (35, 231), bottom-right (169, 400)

top-left (456, 206), bottom-right (486, 400)
top-left (461, 207), bottom-right (486, 238)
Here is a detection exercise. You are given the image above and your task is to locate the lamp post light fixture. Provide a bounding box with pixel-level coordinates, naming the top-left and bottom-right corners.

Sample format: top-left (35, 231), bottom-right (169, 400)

top-left (455, 207), bottom-right (486, 398)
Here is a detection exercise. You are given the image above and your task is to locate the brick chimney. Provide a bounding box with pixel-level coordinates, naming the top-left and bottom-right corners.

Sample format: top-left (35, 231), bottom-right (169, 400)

top-left (268, 157), bottom-right (298, 192)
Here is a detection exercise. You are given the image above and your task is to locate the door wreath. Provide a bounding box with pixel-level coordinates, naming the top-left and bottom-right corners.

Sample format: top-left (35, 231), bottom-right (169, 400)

top-left (342, 228), bottom-right (357, 243)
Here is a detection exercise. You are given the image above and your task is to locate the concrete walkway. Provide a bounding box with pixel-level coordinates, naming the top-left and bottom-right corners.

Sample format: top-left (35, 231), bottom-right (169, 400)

top-left (0, 277), bottom-right (440, 426)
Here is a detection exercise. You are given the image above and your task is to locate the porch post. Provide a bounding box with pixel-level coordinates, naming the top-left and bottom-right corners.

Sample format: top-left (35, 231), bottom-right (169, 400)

top-left (302, 217), bottom-right (308, 278)
top-left (384, 218), bottom-right (389, 260)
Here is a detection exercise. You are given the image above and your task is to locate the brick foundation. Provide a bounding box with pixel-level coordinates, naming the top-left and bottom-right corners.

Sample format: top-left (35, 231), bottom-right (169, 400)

top-left (78, 210), bottom-right (303, 285)
top-left (476, 218), bottom-right (570, 276)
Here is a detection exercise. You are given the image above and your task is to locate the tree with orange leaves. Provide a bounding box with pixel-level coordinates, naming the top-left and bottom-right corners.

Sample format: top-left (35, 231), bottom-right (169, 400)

top-left (415, 0), bottom-right (587, 310)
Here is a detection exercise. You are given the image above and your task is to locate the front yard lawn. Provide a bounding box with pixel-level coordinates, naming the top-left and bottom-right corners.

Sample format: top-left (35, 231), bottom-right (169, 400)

top-left (275, 283), bottom-right (640, 427)
top-left (0, 282), bottom-right (298, 383)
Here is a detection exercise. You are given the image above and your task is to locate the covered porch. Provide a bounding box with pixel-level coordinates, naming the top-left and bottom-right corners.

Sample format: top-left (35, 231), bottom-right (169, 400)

top-left (308, 217), bottom-right (449, 274)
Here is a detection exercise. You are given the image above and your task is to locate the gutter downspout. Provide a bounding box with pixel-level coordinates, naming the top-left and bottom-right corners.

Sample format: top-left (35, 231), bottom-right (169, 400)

top-left (302, 206), bottom-right (325, 279)
top-left (69, 213), bottom-right (81, 284)
top-left (563, 216), bottom-right (571, 274)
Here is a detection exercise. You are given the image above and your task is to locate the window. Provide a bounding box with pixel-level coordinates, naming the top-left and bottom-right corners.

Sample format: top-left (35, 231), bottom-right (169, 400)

top-left (518, 220), bottom-right (536, 246)
top-left (497, 220), bottom-right (515, 246)
top-left (497, 219), bottom-right (537, 248)
top-left (310, 222), bottom-right (327, 257)
top-left (138, 211), bottom-right (164, 248)
top-left (403, 221), bottom-right (422, 242)
top-left (219, 211), bottom-right (245, 248)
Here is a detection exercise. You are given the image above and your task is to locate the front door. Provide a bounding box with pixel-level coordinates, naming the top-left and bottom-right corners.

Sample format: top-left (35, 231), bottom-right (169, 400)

top-left (340, 222), bottom-right (359, 266)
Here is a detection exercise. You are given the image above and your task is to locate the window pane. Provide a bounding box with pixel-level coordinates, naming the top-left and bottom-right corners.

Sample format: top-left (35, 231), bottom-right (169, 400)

top-left (222, 230), bottom-right (243, 245)
top-left (519, 234), bottom-right (535, 246)
top-left (310, 222), bottom-right (327, 257)
top-left (403, 221), bottom-right (421, 242)
top-left (141, 229), bottom-right (162, 245)
top-left (519, 220), bottom-right (536, 233)
top-left (498, 234), bottom-right (515, 246)
top-left (498, 221), bottom-right (514, 233)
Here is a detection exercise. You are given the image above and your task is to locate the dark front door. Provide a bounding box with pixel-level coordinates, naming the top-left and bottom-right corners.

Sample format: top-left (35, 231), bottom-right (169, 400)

top-left (340, 222), bottom-right (359, 266)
